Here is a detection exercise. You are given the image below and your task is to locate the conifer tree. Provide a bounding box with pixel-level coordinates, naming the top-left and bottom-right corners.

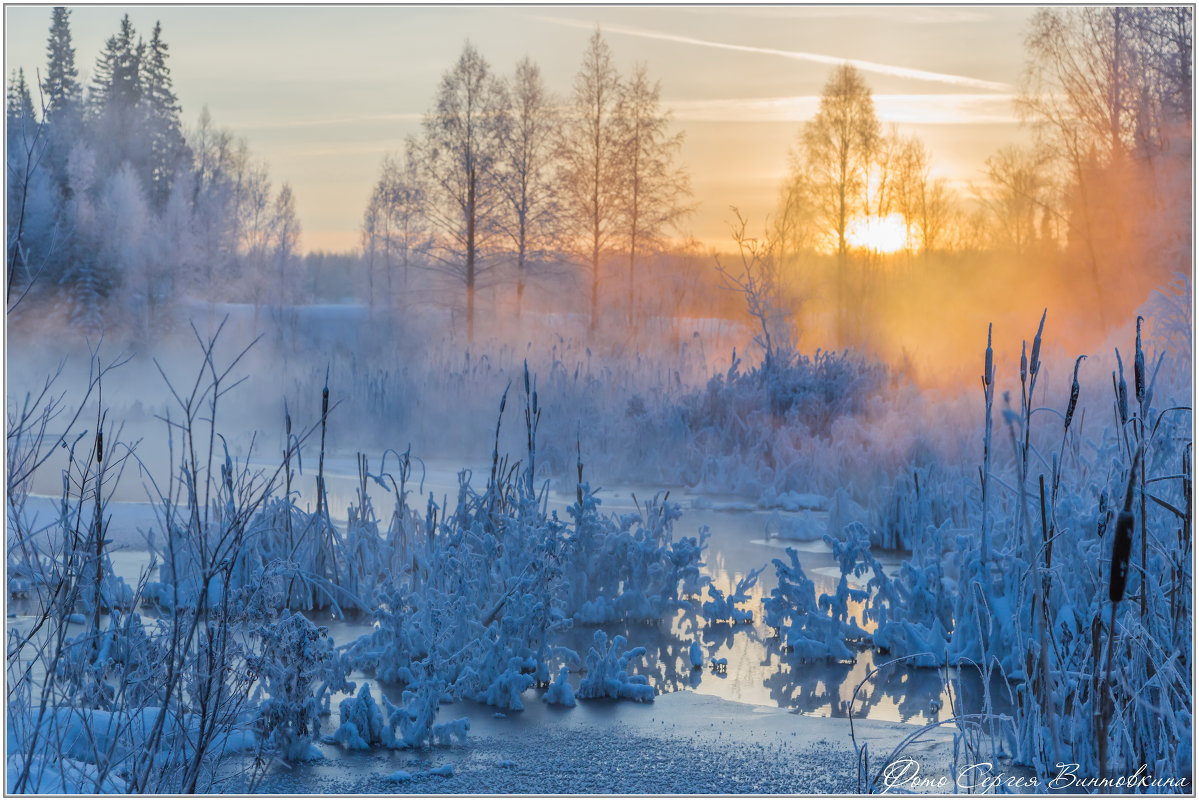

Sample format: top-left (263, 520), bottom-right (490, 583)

top-left (139, 21), bottom-right (190, 207)
top-left (7, 69), bottom-right (40, 293)
top-left (6, 69), bottom-right (36, 130)
top-left (38, 7), bottom-right (81, 192)
top-left (89, 15), bottom-right (145, 174)
top-left (42, 7), bottom-right (80, 123)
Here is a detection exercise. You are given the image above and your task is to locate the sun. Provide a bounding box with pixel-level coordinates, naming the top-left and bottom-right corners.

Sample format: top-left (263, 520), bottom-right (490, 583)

top-left (846, 213), bottom-right (909, 254)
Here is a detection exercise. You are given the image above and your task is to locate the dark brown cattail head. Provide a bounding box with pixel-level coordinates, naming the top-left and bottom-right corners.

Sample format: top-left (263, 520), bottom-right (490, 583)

top-left (983, 323), bottom-right (994, 388)
top-left (1110, 449), bottom-right (1141, 603)
top-left (95, 431), bottom-right (103, 464)
top-left (1114, 349), bottom-right (1129, 425)
top-left (1030, 309), bottom-right (1046, 380)
top-left (1109, 510), bottom-right (1134, 603)
top-left (1134, 316), bottom-right (1146, 407)
top-left (1065, 355), bottom-right (1085, 432)
top-left (321, 386), bottom-right (329, 418)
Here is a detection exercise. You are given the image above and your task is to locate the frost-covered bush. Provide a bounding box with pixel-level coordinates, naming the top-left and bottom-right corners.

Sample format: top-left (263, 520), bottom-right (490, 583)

top-left (764, 547), bottom-right (863, 661)
top-left (575, 631), bottom-right (655, 702)
top-left (543, 666), bottom-right (576, 706)
top-left (866, 522), bottom-right (953, 668)
top-left (344, 374), bottom-right (705, 718)
top-left (566, 489), bottom-right (709, 624)
top-left (701, 566), bottom-right (763, 624)
top-left (330, 683), bottom-right (390, 750)
top-left (251, 611), bottom-right (352, 762)
top-left (768, 314), bottom-right (1194, 784)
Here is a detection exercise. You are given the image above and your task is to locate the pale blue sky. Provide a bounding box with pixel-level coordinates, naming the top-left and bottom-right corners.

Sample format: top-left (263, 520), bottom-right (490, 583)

top-left (5, 5), bottom-right (1037, 251)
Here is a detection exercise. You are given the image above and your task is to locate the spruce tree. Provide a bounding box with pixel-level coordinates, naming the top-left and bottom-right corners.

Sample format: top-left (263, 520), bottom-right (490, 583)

top-left (139, 21), bottom-right (190, 207)
top-left (39, 7), bottom-right (83, 191)
top-left (42, 7), bottom-right (80, 122)
top-left (7, 69), bottom-right (39, 287)
top-left (89, 15), bottom-right (145, 175)
top-left (6, 69), bottom-right (36, 131)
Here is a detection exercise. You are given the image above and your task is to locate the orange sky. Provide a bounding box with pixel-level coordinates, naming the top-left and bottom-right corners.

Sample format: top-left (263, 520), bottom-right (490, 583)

top-left (6, 5), bottom-right (1037, 253)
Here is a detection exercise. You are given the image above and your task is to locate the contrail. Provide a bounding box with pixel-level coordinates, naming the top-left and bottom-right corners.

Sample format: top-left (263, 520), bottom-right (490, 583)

top-left (534, 16), bottom-right (1011, 92)
top-left (669, 93), bottom-right (1019, 124)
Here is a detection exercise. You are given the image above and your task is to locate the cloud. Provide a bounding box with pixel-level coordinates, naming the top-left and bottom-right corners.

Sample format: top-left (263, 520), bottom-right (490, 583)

top-left (534, 16), bottom-right (1011, 92)
top-left (668, 93), bottom-right (1019, 125)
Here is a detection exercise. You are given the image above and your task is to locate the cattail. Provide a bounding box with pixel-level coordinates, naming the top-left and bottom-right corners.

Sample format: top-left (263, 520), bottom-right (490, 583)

top-left (95, 431), bottom-right (103, 464)
top-left (984, 324), bottom-right (994, 388)
top-left (1113, 349), bottom-right (1129, 425)
top-left (321, 385), bottom-right (330, 419)
top-left (1134, 316), bottom-right (1146, 407)
top-left (1109, 451), bottom-right (1141, 603)
top-left (1065, 355), bottom-right (1085, 432)
top-left (1030, 309), bottom-right (1046, 380)
top-left (576, 430), bottom-right (584, 506)
top-left (1020, 341), bottom-right (1028, 386)
top-left (1109, 511), bottom-right (1134, 603)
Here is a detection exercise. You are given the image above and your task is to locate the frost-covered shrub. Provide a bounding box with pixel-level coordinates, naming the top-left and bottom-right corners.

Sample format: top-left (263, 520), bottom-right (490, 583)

top-left (564, 489), bottom-right (709, 624)
top-left (543, 666), bottom-right (576, 706)
top-left (251, 612), bottom-right (352, 762)
top-left (837, 315), bottom-right (1194, 782)
top-left (346, 424), bottom-right (706, 714)
top-left (817, 526), bottom-right (874, 642)
top-left (867, 522), bottom-right (953, 668)
top-left (764, 547), bottom-right (860, 661)
top-left (330, 683), bottom-right (390, 750)
top-left (701, 566), bottom-right (763, 624)
top-left (576, 630), bottom-right (654, 702)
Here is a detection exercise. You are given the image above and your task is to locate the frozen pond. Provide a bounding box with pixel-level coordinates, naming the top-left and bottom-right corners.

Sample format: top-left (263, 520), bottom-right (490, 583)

top-left (9, 452), bottom-right (1012, 793)
top-left (14, 454), bottom-right (1008, 731)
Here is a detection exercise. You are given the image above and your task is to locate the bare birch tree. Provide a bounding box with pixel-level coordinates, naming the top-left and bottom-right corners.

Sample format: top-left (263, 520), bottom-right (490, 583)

top-left (415, 42), bottom-right (506, 342)
top-left (557, 28), bottom-right (623, 336)
top-left (496, 57), bottom-right (558, 321)
top-left (613, 63), bottom-right (691, 328)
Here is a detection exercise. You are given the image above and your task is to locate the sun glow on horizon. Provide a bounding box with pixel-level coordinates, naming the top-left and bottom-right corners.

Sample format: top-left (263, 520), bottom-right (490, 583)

top-left (846, 213), bottom-right (910, 254)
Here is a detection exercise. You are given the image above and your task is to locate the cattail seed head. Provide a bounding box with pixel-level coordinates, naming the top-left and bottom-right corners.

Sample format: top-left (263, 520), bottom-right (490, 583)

top-left (1109, 510), bottom-right (1134, 603)
top-left (1030, 310), bottom-right (1046, 379)
top-left (984, 324), bottom-right (993, 387)
top-left (95, 431), bottom-right (103, 464)
top-left (1134, 317), bottom-right (1146, 407)
top-left (1065, 355), bottom-right (1085, 432)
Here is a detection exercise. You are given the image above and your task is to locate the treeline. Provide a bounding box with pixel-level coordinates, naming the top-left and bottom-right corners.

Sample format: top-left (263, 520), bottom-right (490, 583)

top-left (361, 30), bottom-right (691, 341)
top-left (6, 8), bottom-right (299, 339)
top-left (760, 6), bottom-right (1192, 352)
top-left (8, 9), bottom-right (1191, 356)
